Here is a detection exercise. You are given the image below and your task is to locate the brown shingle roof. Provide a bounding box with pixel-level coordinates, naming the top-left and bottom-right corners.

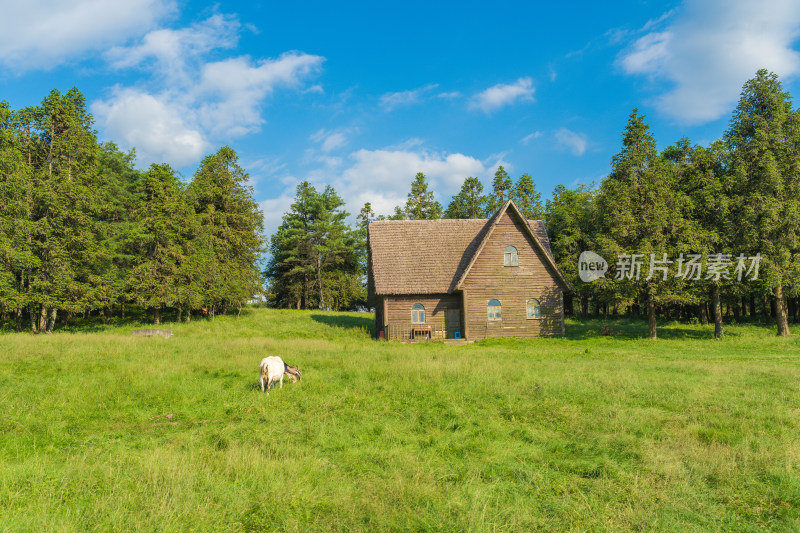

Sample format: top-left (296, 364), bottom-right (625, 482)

top-left (368, 204), bottom-right (559, 295)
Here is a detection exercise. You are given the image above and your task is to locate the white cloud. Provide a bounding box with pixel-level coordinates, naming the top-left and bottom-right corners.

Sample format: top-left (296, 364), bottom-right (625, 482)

top-left (334, 148), bottom-right (486, 217)
top-left (92, 88), bottom-right (210, 167)
top-left (258, 145), bottom-right (487, 237)
top-left (0, 0), bottom-right (176, 71)
top-left (469, 78), bottom-right (535, 113)
top-left (310, 129), bottom-right (350, 152)
top-left (105, 13), bottom-right (239, 83)
top-left (618, 0), bottom-right (800, 123)
top-left (93, 15), bottom-right (324, 168)
top-left (196, 52), bottom-right (324, 137)
top-left (260, 194), bottom-right (295, 239)
top-left (246, 156), bottom-right (288, 179)
top-left (483, 153), bottom-right (513, 174)
top-left (521, 131), bottom-right (544, 144)
top-left (379, 84), bottom-right (439, 111)
top-left (555, 128), bottom-right (588, 156)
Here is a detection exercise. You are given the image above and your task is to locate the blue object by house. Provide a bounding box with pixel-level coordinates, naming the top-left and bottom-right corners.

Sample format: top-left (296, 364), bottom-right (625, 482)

top-left (454, 331), bottom-right (461, 339)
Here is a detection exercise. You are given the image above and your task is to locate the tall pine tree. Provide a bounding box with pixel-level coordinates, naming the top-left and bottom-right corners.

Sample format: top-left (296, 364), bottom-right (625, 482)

top-left (725, 69), bottom-right (800, 336)
top-left (545, 184), bottom-right (596, 317)
top-left (404, 172), bottom-right (442, 219)
top-left (485, 165), bottom-right (513, 214)
top-left (445, 176), bottom-right (486, 219)
top-left (267, 182), bottom-right (362, 310)
top-left (191, 146), bottom-right (264, 316)
top-left (513, 173), bottom-right (544, 219)
top-left (595, 109), bottom-right (688, 339)
top-left (127, 164), bottom-right (190, 324)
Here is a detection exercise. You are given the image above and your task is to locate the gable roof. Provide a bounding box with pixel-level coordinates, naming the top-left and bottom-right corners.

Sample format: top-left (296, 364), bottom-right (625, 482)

top-left (368, 200), bottom-right (568, 295)
top-left (454, 200), bottom-right (570, 291)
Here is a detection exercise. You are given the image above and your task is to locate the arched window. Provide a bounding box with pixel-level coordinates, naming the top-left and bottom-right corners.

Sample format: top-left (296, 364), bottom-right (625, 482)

top-left (504, 246), bottom-right (518, 266)
top-left (411, 303), bottom-right (425, 324)
top-left (527, 298), bottom-right (541, 319)
top-left (487, 299), bottom-right (502, 320)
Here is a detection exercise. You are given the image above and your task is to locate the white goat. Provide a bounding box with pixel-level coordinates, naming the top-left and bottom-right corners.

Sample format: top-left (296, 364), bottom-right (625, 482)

top-left (259, 356), bottom-right (302, 393)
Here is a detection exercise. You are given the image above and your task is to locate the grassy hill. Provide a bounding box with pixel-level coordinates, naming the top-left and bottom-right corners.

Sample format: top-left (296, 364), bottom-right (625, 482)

top-left (1, 309), bottom-right (799, 531)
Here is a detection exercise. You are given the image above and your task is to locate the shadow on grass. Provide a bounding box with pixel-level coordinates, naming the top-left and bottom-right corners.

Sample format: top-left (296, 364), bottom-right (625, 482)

top-left (564, 317), bottom-right (779, 341)
top-left (311, 313), bottom-right (374, 335)
top-left (0, 307), bottom-right (238, 335)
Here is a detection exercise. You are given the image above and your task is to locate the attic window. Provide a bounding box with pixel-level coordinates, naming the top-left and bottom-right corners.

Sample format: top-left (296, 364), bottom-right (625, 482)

top-left (487, 299), bottom-right (502, 321)
top-left (504, 246), bottom-right (518, 266)
top-left (411, 303), bottom-right (426, 324)
top-left (527, 299), bottom-right (541, 319)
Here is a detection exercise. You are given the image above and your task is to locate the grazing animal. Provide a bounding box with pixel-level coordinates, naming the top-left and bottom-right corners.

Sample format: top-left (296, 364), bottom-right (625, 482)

top-left (259, 356), bottom-right (302, 393)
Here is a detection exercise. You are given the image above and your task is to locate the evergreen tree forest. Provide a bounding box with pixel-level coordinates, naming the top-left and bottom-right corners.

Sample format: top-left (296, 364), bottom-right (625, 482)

top-left (4, 71), bottom-right (800, 338)
top-left (266, 182), bottom-right (364, 311)
top-left (0, 88), bottom-right (264, 331)
top-left (274, 69), bottom-right (800, 339)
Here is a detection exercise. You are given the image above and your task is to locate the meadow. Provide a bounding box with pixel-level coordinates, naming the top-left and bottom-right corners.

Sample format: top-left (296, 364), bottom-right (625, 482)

top-left (1, 309), bottom-right (799, 532)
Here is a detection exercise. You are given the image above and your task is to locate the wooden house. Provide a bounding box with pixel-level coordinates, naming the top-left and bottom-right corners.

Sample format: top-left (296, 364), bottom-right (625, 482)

top-left (367, 200), bottom-right (570, 341)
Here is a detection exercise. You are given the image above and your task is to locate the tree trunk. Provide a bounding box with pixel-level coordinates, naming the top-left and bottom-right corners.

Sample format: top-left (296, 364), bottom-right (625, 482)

top-left (317, 256), bottom-right (325, 310)
top-left (154, 307), bottom-right (161, 325)
top-left (775, 285), bottom-right (791, 336)
top-left (733, 301), bottom-right (741, 321)
top-left (176, 306), bottom-right (182, 323)
top-left (121, 303), bottom-right (125, 320)
top-left (698, 303), bottom-right (708, 325)
top-left (749, 295), bottom-right (756, 318)
top-left (186, 310), bottom-right (191, 323)
top-left (303, 273), bottom-right (309, 310)
top-left (794, 298), bottom-right (800, 324)
top-left (46, 308), bottom-right (56, 333)
top-left (15, 308), bottom-right (21, 332)
top-left (580, 296), bottom-right (588, 318)
top-left (647, 296), bottom-right (657, 340)
top-left (713, 285), bottom-right (723, 338)
top-left (762, 296), bottom-right (770, 319)
top-left (30, 306), bottom-right (38, 333)
top-left (39, 305), bottom-right (48, 333)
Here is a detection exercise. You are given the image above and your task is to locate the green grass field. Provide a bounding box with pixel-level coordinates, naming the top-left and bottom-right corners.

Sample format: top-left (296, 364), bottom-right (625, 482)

top-left (1, 310), bottom-right (799, 531)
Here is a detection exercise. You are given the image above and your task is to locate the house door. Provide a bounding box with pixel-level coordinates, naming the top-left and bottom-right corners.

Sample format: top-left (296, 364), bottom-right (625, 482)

top-left (445, 308), bottom-right (461, 339)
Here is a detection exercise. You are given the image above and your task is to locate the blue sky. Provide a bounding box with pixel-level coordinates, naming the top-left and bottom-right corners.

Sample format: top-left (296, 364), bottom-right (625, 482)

top-left (2, 0), bottom-right (800, 235)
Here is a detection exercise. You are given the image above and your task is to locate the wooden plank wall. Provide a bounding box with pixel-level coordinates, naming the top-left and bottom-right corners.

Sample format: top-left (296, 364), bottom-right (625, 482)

top-left (461, 212), bottom-right (564, 339)
top-left (382, 294), bottom-right (461, 340)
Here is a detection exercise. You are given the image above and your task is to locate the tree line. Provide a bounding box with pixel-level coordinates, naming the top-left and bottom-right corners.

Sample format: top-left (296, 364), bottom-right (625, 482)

top-left (549, 70), bottom-right (799, 339)
top-left (267, 69), bottom-right (800, 339)
top-left (3, 71), bottom-right (797, 338)
top-left (0, 88), bottom-right (264, 332)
